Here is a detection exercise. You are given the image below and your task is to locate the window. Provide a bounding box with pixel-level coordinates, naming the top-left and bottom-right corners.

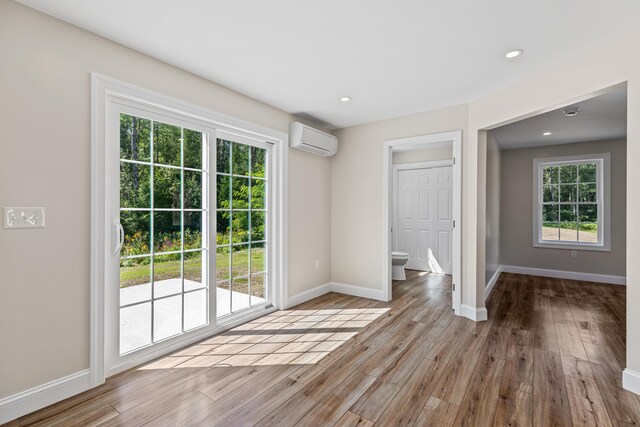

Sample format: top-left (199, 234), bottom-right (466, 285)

top-left (533, 153), bottom-right (610, 251)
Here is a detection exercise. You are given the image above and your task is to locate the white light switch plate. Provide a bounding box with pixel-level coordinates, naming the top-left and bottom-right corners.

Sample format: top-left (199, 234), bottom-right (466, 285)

top-left (4, 207), bottom-right (45, 229)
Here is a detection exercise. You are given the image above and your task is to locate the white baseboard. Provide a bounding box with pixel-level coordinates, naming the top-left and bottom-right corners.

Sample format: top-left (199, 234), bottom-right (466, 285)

top-left (623, 369), bottom-right (640, 395)
top-left (501, 265), bottom-right (626, 285)
top-left (0, 369), bottom-right (91, 424)
top-left (484, 266), bottom-right (503, 300)
top-left (329, 282), bottom-right (387, 301)
top-left (285, 283), bottom-right (332, 308)
top-left (286, 282), bottom-right (387, 309)
top-left (461, 304), bottom-right (488, 322)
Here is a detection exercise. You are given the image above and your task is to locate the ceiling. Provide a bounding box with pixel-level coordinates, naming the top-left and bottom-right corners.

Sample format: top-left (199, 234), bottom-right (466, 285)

top-left (490, 87), bottom-right (627, 150)
top-left (16, 1), bottom-right (640, 129)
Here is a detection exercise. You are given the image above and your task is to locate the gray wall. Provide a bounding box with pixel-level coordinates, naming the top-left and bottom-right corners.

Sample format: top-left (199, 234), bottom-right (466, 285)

top-left (500, 138), bottom-right (626, 276)
top-left (485, 133), bottom-right (501, 285)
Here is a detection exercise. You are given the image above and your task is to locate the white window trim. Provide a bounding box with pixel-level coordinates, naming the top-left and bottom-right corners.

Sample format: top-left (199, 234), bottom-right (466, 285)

top-left (91, 73), bottom-right (288, 386)
top-left (532, 153), bottom-right (611, 252)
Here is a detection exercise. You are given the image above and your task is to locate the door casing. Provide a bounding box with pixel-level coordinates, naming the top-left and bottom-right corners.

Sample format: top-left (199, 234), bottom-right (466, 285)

top-left (382, 131), bottom-right (462, 314)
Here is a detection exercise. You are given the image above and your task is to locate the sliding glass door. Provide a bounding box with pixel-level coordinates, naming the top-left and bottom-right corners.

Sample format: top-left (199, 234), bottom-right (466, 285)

top-left (105, 103), bottom-right (277, 375)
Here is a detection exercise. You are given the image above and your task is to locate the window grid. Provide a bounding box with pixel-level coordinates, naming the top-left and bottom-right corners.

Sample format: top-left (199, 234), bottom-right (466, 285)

top-left (119, 115), bottom-right (209, 354)
top-left (121, 157), bottom-right (205, 173)
top-left (216, 139), bottom-right (268, 317)
top-left (540, 160), bottom-right (599, 244)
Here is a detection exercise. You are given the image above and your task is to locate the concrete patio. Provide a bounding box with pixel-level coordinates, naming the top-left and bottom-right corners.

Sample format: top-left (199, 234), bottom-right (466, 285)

top-left (120, 279), bottom-right (265, 354)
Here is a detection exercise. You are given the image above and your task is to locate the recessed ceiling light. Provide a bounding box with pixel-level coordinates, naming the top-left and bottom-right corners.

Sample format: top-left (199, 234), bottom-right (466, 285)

top-left (563, 107), bottom-right (580, 117)
top-left (340, 96), bottom-right (351, 102)
top-left (505, 49), bottom-right (523, 59)
top-left (543, 131), bottom-right (552, 136)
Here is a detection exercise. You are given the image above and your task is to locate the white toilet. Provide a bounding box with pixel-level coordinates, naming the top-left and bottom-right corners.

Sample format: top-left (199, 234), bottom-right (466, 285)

top-left (391, 251), bottom-right (410, 280)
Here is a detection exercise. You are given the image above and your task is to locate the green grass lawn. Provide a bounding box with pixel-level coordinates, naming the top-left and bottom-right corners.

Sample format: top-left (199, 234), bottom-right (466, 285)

top-left (120, 248), bottom-right (265, 290)
top-left (542, 222), bottom-right (597, 232)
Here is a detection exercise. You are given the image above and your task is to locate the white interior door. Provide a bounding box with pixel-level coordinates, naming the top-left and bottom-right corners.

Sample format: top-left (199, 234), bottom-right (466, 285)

top-left (395, 166), bottom-right (452, 274)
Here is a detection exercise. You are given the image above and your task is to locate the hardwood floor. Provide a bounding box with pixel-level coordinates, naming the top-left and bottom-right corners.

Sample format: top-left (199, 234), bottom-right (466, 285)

top-left (5, 271), bottom-right (638, 426)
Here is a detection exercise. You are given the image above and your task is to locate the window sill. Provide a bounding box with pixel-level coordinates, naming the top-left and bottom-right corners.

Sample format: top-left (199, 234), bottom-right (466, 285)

top-left (533, 241), bottom-right (611, 252)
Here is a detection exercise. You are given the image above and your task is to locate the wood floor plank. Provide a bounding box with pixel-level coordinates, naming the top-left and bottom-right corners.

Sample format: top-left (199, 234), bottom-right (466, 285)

top-left (348, 314), bottom-right (466, 421)
top-left (334, 411), bottom-right (374, 427)
top-left (105, 391), bottom-right (211, 427)
top-left (561, 354), bottom-right (613, 426)
top-left (373, 319), bottom-right (470, 426)
top-left (532, 280), bottom-right (560, 353)
top-left (432, 320), bottom-right (493, 405)
top-left (532, 349), bottom-right (572, 427)
top-left (8, 273), bottom-right (634, 427)
top-left (584, 343), bottom-right (640, 425)
top-left (185, 365), bottom-right (298, 425)
top-left (452, 355), bottom-right (505, 426)
top-left (212, 377), bottom-right (304, 427)
top-left (562, 281), bottom-right (608, 346)
top-left (564, 374), bottom-right (613, 427)
top-left (414, 396), bottom-right (459, 427)
top-left (549, 282), bottom-right (589, 361)
top-left (494, 341), bottom-right (534, 426)
top-left (296, 371), bottom-right (376, 426)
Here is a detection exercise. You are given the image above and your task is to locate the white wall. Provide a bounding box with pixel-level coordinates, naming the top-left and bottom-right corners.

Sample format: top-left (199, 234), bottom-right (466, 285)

top-left (485, 133), bottom-right (501, 285)
top-left (0, 1), bottom-right (331, 400)
top-left (499, 139), bottom-right (626, 276)
top-left (392, 145), bottom-right (453, 164)
top-left (332, 104), bottom-right (468, 292)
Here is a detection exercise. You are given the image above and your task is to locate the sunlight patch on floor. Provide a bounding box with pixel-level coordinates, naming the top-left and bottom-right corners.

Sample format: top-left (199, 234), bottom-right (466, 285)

top-left (139, 307), bottom-right (390, 370)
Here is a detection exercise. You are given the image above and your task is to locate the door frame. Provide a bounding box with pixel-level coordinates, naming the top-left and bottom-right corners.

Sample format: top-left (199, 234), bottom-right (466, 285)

top-left (392, 160), bottom-right (453, 272)
top-left (90, 73), bottom-right (288, 386)
top-left (382, 131), bottom-right (462, 315)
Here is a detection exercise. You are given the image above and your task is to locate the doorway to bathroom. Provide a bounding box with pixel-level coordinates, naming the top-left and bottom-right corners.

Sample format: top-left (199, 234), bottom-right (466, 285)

top-left (383, 131), bottom-right (462, 315)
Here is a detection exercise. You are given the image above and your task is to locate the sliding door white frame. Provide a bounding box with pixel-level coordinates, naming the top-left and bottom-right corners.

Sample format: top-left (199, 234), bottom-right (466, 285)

top-left (91, 74), bottom-right (288, 386)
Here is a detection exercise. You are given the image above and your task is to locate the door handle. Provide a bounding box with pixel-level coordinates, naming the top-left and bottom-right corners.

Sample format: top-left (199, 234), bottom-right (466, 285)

top-left (113, 220), bottom-right (124, 257)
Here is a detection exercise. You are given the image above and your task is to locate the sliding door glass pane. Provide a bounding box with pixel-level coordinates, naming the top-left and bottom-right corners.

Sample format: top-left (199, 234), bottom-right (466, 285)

top-left (120, 302), bottom-right (151, 354)
top-left (154, 253), bottom-right (181, 298)
top-left (120, 259), bottom-right (151, 305)
top-left (184, 250), bottom-right (206, 291)
top-left (120, 115), bottom-right (151, 162)
top-left (216, 139), bottom-right (269, 318)
top-left (153, 122), bottom-right (181, 166)
top-left (154, 295), bottom-right (182, 341)
top-left (120, 163), bottom-right (151, 208)
top-left (185, 289), bottom-right (207, 331)
top-left (119, 113), bottom-right (209, 355)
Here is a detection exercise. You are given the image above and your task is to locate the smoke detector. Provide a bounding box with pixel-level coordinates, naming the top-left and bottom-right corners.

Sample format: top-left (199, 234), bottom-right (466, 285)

top-left (563, 107), bottom-right (580, 117)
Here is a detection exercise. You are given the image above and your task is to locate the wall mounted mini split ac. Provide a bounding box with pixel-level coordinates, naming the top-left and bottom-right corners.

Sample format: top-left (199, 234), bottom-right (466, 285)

top-left (289, 122), bottom-right (338, 156)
